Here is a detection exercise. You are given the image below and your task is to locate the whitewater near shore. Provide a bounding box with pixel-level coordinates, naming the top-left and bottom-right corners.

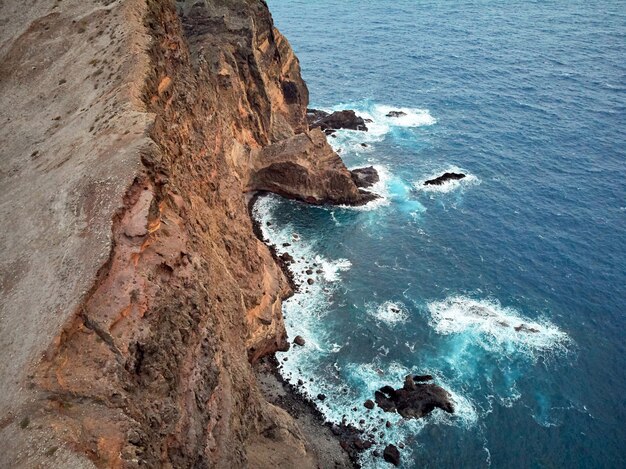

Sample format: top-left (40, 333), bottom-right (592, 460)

top-left (262, 0), bottom-right (626, 465)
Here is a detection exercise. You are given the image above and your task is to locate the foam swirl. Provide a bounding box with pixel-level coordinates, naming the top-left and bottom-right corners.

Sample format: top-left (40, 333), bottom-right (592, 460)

top-left (427, 296), bottom-right (571, 357)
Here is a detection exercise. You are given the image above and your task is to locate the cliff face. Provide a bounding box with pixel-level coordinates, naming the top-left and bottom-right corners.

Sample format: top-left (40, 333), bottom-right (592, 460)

top-left (0, 0), bottom-right (365, 467)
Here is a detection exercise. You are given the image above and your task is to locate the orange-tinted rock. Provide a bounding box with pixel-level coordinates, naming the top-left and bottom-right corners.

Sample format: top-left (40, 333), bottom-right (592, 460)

top-left (0, 0), bottom-right (358, 467)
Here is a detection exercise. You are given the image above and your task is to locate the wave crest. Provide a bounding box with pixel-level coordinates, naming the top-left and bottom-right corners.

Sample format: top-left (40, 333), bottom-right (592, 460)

top-left (427, 296), bottom-right (571, 357)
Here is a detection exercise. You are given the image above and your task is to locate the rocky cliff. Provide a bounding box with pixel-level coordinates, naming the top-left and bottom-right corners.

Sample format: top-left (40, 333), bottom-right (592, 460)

top-left (0, 0), bottom-right (368, 467)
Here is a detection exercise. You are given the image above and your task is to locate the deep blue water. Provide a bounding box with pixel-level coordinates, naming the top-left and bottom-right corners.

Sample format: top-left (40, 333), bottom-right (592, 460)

top-left (259, 2), bottom-right (626, 467)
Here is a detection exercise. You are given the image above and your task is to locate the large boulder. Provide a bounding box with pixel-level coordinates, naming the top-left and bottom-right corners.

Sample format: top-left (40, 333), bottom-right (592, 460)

top-left (383, 444), bottom-right (401, 466)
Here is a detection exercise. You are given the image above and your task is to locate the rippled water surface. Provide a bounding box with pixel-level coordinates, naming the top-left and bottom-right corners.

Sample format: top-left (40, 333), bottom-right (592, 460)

top-left (261, 1), bottom-right (626, 467)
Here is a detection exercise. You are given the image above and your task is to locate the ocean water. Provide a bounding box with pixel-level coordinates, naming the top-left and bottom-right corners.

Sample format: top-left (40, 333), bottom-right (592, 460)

top-left (260, 2), bottom-right (626, 467)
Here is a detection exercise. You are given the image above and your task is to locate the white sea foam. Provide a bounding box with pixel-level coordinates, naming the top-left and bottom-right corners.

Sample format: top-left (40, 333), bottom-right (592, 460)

top-left (414, 165), bottom-right (480, 194)
top-left (427, 296), bottom-right (571, 358)
top-left (370, 104), bottom-right (438, 128)
top-left (324, 103), bottom-right (436, 155)
top-left (318, 257), bottom-right (352, 282)
top-left (368, 300), bottom-right (410, 326)
top-left (252, 193), bottom-right (353, 352)
top-left (252, 195), bottom-right (351, 295)
top-left (252, 195), bottom-right (476, 469)
top-left (346, 361), bottom-right (478, 429)
top-left (338, 103), bottom-right (436, 136)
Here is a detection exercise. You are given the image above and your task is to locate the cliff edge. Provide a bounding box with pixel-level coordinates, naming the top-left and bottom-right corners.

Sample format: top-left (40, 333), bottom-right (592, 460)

top-left (0, 0), bottom-right (366, 467)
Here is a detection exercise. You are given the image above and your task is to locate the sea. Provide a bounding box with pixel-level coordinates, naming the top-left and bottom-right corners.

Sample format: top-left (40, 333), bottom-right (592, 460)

top-left (257, 1), bottom-right (626, 467)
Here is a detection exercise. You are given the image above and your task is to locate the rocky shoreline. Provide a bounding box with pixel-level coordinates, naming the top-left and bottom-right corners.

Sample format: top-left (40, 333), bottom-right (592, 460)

top-left (0, 0), bottom-right (453, 465)
top-left (247, 191), bottom-right (299, 295)
top-left (248, 168), bottom-right (460, 467)
top-left (254, 356), bottom-right (363, 468)
top-left (0, 0), bottom-right (379, 466)
top-left (248, 191), bottom-right (373, 468)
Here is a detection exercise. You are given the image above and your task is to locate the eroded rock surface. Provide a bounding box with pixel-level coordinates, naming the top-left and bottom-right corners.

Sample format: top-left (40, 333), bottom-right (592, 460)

top-left (0, 0), bottom-right (367, 467)
top-left (249, 129), bottom-right (373, 205)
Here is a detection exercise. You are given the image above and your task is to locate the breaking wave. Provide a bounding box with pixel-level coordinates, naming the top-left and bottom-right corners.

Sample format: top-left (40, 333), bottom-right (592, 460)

top-left (368, 300), bottom-right (410, 326)
top-left (427, 296), bottom-right (571, 358)
top-left (322, 101), bottom-right (437, 154)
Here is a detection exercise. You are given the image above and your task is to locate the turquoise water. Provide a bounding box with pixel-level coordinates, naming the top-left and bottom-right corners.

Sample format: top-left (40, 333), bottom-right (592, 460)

top-left (259, 1), bottom-right (626, 467)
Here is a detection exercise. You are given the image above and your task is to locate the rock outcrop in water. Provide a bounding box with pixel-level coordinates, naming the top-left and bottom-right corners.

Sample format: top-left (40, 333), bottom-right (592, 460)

top-left (383, 444), bottom-right (401, 466)
top-left (424, 172), bottom-right (466, 185)
top-left (249, 129), bottom-right (374, 205)
top-left (350, 166), bottom-right (380, 188)
top-left (374, 375), bottom-right (454, 419)
top-left (307, 108), bottom-right (369, 132)
top-left (386, 110), bottom-right (407, 118)
top-left (0, 0), bottom-right (371, 467)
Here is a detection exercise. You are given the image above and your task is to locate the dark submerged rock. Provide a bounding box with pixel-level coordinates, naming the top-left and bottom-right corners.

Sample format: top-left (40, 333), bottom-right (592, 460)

top-left (383, 444), bottom-right (401, 466)
top-left (307, 108), bottom-right (329, 125)
top-left (424, 172), bottom-right (466, 186)
top-left (353, 438), bottom-right (371, 450)
top-left (364, 399), bottom-right (375, 410)
top-left (350, 166), bottom-right (380, 188)
top-left (515, 323), bottom-right (540, 333)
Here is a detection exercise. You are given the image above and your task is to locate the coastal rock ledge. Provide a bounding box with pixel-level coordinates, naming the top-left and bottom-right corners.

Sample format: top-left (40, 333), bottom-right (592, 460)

top-left (0, 0), bottom-right (371, 467)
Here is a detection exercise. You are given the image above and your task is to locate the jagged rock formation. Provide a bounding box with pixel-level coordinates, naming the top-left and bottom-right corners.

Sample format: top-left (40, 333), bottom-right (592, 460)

top-left (0, 0), bottom-right (368, 467)
top-left (424, 172), bottom-right (466, 185)
top-left (374, 375), bottom-right (454, 420)
top-left (307, 108), bottom-right (369, 132)
top-left (250, 129), bottom-right (371, 204)
top-left (351, 166), bottom-right (380, 188)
